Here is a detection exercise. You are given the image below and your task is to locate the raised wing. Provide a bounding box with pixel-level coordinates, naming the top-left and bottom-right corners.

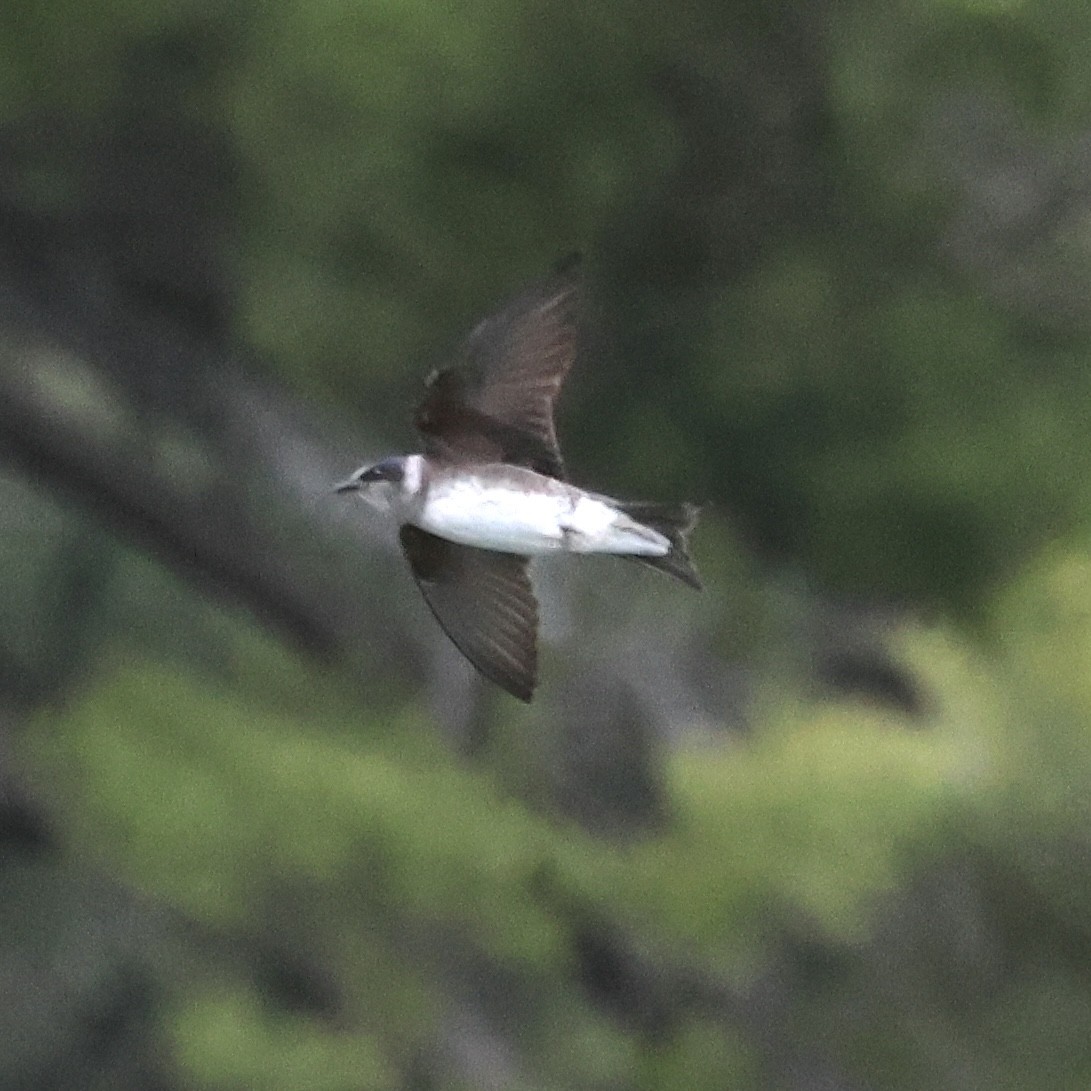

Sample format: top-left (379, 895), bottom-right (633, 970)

top-left (414, 257), bottom-right (581, 479)
top-left (399, 525), bottom-right (538, 702)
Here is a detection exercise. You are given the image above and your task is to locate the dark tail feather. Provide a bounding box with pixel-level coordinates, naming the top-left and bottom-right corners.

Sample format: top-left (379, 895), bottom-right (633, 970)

top-left (617, 501), bottom-right (702, 590)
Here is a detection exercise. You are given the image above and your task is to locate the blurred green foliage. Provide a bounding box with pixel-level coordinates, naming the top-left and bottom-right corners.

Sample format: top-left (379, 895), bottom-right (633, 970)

top-left (20, 543), bottom-right (1091, 1087)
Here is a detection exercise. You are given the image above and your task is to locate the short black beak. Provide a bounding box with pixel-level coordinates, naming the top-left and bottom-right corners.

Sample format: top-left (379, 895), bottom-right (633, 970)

top-left (333, 478), bottom-right (360, 494)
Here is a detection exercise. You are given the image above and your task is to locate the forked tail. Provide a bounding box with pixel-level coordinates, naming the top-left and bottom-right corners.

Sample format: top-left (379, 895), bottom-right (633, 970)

top-left (616, 500), bottom-right (702, 590)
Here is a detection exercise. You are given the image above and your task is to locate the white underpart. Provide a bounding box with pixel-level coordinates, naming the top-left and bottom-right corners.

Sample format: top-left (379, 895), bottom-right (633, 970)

top-left (402, 454), bottom-right (425, 494)
top-left (413, 479), bottom-right (670, 557)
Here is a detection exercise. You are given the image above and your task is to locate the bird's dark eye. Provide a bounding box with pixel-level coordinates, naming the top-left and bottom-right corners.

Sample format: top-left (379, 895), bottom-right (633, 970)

top-left (364, 458), bottom-right (404, 483)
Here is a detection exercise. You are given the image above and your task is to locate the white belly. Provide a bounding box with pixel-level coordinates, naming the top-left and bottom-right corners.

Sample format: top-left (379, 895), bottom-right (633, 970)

top-left (413, 479), bottom-right (669, 557)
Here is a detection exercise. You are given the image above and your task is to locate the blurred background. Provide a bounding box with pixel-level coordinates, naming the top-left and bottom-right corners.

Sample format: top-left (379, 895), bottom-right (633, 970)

top-left (3, 1), bottom-right (1091, 1088)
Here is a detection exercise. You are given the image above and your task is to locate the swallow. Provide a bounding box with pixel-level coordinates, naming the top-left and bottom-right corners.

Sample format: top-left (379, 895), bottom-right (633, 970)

top-left (336, 258), bottom-right (700, 701)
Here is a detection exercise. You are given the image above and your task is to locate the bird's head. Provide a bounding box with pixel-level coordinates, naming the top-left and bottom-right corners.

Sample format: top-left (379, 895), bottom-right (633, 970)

top-left (334, 455), bottom-right (425, 515)
top-left (334, 456), bottom-right (406, 493)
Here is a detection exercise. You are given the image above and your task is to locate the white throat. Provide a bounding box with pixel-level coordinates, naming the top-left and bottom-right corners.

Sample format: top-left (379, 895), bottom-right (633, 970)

top-left (402, 454), bottom-right (425, 496)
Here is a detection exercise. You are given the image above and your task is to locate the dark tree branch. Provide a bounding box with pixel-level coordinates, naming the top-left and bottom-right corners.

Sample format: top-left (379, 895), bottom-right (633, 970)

top-left (0, 321), bottom-right (412, 674)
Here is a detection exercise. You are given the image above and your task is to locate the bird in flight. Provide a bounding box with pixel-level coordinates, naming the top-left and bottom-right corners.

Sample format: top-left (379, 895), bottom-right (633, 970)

top-left (336, 258), bottom-right (700, 701)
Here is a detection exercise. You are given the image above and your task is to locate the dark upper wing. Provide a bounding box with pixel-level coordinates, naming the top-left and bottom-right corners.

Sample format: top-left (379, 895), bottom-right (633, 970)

top-left (399, 525), bottom-right (538, 702)
top-left (413, 257), bottom-right (581, 479)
